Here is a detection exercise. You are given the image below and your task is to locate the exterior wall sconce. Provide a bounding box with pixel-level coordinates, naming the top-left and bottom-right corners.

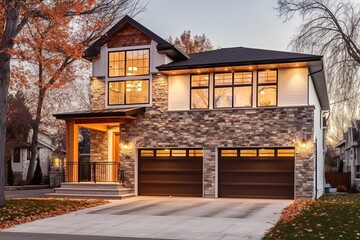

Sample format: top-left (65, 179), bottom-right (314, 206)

top-left (123, 140), bottom-right (129, 149)
top-left (300, 131), bottom-right (307, 148)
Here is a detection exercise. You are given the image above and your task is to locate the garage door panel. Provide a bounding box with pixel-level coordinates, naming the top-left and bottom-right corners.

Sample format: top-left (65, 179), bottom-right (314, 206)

top-left (218, 148), bottom-right (295, 199)
top-left (138, 149), bottom-right (203, 197)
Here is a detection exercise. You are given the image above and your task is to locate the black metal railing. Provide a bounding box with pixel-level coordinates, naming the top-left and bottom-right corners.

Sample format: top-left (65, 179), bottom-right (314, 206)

top-left (63, 161), bottom-right (124, 183)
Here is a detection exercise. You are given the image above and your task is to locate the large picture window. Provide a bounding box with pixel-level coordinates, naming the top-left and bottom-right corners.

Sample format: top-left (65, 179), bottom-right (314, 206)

top-left (191, 74), bottom-right (209, 109)
top-left (108, 80), bottom-right (149, 105)
top-left (214, 72), bottom-right (252, 108)
top-left (108, 49), bottom-right (149, 77)
top-left (257, 70), bottom-right (277, 107)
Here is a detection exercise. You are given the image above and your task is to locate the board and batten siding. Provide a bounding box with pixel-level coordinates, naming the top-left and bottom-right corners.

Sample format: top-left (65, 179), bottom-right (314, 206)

top-left (309, 75), bottom-right (325, 198)
top-left (168, 67), bottom-right (309, 111)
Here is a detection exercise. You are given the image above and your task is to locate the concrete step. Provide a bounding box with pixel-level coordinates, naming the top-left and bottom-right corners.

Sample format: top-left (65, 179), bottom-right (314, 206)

top-left (46, 193), bottom-right (135, 200)
top-left (54, 187), bottom-right (133, 196)
top-left (60, 183), bottom-right (124, 190)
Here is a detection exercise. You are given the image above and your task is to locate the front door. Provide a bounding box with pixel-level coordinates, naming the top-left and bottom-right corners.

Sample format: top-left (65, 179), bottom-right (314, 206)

top-left (112, 132), bottom-right (120, 181)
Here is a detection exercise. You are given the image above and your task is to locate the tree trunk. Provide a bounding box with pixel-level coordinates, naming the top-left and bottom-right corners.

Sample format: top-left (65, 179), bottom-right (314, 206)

top-left (0, 53), bottom-right (11, 206)
top-left (25, 88), bottom-right (46, 184)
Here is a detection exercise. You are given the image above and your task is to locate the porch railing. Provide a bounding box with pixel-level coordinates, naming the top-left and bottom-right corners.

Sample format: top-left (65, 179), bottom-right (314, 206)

top-left (63, 161), bottom-right (124, 183)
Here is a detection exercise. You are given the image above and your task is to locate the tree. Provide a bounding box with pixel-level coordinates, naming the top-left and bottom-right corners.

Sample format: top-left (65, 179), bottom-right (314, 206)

top-left (168, 30), bottom-right (214, 54)
top-left (31, 158), bottom-right (43, 185)
top-left (0, 0), bottom-right (144, 207)
top-left (276, 0), bottom-right (360, 144)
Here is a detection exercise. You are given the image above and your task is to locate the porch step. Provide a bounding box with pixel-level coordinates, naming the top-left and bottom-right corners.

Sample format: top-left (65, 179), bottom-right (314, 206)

top-left (60, 183), bottom-right (125, 190)
top-left (46, 193), bottom-right (135, 200)
top-left (45, 182), bottom-right (135, 199)
top-left (53, 187), bottom-right (133, 196)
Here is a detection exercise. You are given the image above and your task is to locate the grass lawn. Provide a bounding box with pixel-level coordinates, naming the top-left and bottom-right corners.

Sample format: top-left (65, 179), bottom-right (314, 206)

top-left (263, 194), bottom-right (360, 240)
top-left (0, 198), bottom-right (108, 229)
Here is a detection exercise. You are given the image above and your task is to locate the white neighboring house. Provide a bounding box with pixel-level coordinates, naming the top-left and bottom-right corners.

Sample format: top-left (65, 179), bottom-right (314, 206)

top-left (11, 130), bottom-right (61, 182)
top-left (336, 120), bottom-right (360, 187)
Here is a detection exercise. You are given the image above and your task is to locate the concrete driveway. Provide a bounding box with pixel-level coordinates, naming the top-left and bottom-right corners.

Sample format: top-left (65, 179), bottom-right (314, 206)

top-left (2, 196), bottom-right (292, 240)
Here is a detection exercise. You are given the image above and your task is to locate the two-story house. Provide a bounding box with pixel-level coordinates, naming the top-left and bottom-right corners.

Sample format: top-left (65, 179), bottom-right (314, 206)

top-left (52, 15), bottom-right (329, 200)
top-left (336, 120), bottom-right (360, 187)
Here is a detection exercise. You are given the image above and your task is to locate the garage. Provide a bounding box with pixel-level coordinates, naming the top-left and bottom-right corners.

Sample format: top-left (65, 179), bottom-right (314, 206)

top-left (138, 148), bottom-right (203, 197)
top-left (218, 148), bottom-right (295, 199)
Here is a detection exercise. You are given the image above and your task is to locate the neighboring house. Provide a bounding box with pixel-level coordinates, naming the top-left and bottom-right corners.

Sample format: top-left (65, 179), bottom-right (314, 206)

top-left (53, 15), bottom-right (329, 200)
top-left (11, 130), bottom-right (63, 183)
top-left (336, 120), bottom-right (360, 186)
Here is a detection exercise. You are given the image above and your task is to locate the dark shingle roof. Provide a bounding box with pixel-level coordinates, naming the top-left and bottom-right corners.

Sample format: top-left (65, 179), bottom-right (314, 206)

top-left (157, 47), bottom-right (322, 70)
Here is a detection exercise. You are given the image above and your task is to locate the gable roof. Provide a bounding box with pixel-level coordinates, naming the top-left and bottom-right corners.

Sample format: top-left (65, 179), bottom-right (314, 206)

top-left (157, 47), bottom-right (323, 70)
top-left (84, 15), bottom-right (188, 61)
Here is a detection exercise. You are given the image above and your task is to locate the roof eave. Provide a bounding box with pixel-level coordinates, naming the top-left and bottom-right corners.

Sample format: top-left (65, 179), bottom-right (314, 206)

top-left (157, 56), bottom-right (323, 71)
top-left (308, 60), bottom-right (330, 111)
top-left (53, 108), bottom-right (146, 120)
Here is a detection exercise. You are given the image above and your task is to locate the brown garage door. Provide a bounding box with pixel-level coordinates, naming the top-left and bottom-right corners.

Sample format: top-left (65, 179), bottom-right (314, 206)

top-left (218, 148), bottom-right (295, 199)
top-left (138, 148), bottom-right (203, 197)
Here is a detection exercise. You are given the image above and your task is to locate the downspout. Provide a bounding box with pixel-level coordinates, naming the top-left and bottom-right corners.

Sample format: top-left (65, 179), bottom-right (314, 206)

top-left (307, 61), bottom-right (324, 200)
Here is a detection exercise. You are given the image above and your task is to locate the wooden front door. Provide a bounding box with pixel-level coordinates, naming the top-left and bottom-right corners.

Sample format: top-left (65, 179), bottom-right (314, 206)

top-left (112, 132), bottom-right (120, 181)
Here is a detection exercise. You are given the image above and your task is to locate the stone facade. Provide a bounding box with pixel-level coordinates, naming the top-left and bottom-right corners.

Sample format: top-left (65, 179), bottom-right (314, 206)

top-left (90, 77), bottom-right (106, 110)
top-left (107, 23), bottom-right (151, 48)
top-left (111, 75), bottom-right (316, 199)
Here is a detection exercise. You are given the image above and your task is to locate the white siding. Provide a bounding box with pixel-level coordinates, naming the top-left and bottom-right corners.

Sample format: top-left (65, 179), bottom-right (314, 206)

top-left (168, 74), bottom-right (190, 111)
top-left (309, 76), bottom-right (325, 198)
top-left (278, 68), bottom-right (308, 106)
top-left (92, 46), bottom-right (107, 77)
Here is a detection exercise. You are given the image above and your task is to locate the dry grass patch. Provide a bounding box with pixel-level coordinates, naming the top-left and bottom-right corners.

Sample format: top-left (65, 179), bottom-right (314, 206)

top-left (0, 198), bottom-right (108, 229)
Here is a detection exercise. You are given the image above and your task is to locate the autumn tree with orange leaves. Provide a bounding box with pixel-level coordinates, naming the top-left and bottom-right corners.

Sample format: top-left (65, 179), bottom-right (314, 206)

top-left (0, 0), bottom-right (144, 207)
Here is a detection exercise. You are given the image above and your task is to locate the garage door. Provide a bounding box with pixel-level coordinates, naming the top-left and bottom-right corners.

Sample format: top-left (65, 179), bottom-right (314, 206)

top-left (138, 148), bottom-right (203, 197)
top-left (218, 148), bottom-right (295, 199)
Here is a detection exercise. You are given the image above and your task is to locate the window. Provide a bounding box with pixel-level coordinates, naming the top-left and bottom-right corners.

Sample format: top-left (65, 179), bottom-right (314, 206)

top-left (140, 150), bottom-right (154, 157)
top-left (191, 74), bottom-right (209, 109)
top-left (356, 166), bottom-right (360, 179)
top-left (258, 149), bottom-right (275, 157)
top-left (13, 148), bottom-right (20, 163)
top-left (171, 149), bottom-right (186, 157)
top-left (240, 149), bottom-right (257, 157)
top-left (277, 149), bottom-right (295, 157)
top-left (188, 149), bottom-right (203, 157)
top-left (257, 70), bottom-right (277, 107)
top-left (156, 149), bottom-right (171, 157)
top-left (220, 149), bottom-right (238, 157)
top-left (214, 72), bottom-right (253, 108)
top-left (108, 49), bottom-right (149, 77)
top-left (108, 80), bottom-right (149, 105)
top-left (27, 148), bottom-right (32, 160)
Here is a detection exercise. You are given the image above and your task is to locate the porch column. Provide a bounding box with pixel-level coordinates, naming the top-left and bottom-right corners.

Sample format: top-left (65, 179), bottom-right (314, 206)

top-left (65, 119), bottom-right (79, 182)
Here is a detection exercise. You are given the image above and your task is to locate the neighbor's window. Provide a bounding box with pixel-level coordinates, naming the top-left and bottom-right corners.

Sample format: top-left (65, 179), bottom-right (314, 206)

top-left (191, 74), bottom-right (209, 109)
top-left (108, 80), bottom-right (149, 105)
top-left (257, 70), bottom-right (277, 107)
top-left (214, 72), bottom-right (252, 108)
top-left (108, 49), bottom-right (149, 77)
top-left (27, 148), bottom-right (32, 160)
top-left (13, 148), bottom-right (20, 163)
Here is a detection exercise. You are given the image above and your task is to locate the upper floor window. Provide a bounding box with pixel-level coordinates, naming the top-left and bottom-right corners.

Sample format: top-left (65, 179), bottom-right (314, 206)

top-left (190, 74), bottom-right (209, 109)
top-left (257, 70), bottom-right (277, 107)
top-left (108, 79), bottom-right (149, 105)
top-left (13, 148), bottom-right (20, 163)
top-left (214, 72), bottom-right (252, 108)
top-left (108, 49), bottom-right (149, 77)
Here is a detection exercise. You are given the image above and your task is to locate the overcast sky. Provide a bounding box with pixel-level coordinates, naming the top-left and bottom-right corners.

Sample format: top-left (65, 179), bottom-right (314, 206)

top-left (135, 0), bottom-right (303, 52)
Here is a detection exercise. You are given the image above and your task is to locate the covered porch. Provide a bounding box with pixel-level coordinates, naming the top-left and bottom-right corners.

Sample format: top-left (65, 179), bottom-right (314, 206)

top-left (54, 108), bottom-right (145, 184)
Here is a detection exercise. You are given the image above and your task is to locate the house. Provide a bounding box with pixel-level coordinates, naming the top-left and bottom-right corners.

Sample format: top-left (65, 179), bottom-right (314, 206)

top-left (52, 15), bottom-right (329, 200)
top-left (336, 120), bottom-right (360, 187)
top-left (11, 130), bottom-right (64, 184)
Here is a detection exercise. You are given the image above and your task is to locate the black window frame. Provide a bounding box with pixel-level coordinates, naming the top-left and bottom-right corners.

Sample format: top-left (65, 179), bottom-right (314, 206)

top-left (190, 74), bottom-right (210, 110)
top-left (108, 48), bottom-right (150, 78)
top-left (107, 79), bottom-right (150, 106)
top-left (213, 71), bottom-right (253, 109)
top-left (256, 69), bottom-right (278, 107)
top-left (13, 148), bottom-right (21, 163)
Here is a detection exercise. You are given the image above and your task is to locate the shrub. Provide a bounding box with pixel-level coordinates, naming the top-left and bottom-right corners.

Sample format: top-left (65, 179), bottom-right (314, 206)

top-left (7, 162), bottom-right (14, 186)
top-left (349, 184), bottom-right (360, 193)
top-left (336, 185), bottom-right (347, 192)
top-left (31, 159), bottom-right (43, 185)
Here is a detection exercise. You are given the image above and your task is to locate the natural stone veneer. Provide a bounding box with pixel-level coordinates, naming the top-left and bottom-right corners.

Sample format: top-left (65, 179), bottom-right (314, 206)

top-left (113, 75), bottom-right (316, 199)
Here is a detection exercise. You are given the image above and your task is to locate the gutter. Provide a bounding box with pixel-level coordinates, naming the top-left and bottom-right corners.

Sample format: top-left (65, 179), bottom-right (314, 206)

top-left (307, 61), bottom-right (324, 200)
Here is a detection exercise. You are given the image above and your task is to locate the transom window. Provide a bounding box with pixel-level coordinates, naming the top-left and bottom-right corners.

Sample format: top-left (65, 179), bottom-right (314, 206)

top-left (108, 80), bottom-right (149, 105)
top-left (108, 49), bottom-right (149, 77)
top-left (190, 74), bottom-right (209, 109)
top-left (257, 70), bottom-right (277, 107)
top-left (214, 72), bottom-right (252, 108)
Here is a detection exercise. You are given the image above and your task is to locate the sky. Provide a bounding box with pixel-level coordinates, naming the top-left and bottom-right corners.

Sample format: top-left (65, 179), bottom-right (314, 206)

top-left (135, 0), bottom-right (303, 52)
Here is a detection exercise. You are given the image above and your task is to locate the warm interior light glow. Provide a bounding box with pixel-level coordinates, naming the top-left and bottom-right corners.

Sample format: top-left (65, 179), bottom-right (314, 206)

top-left (301, 139), bottom-right (307, 148)
top-left (260, 90), bottom-right (265, 95)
